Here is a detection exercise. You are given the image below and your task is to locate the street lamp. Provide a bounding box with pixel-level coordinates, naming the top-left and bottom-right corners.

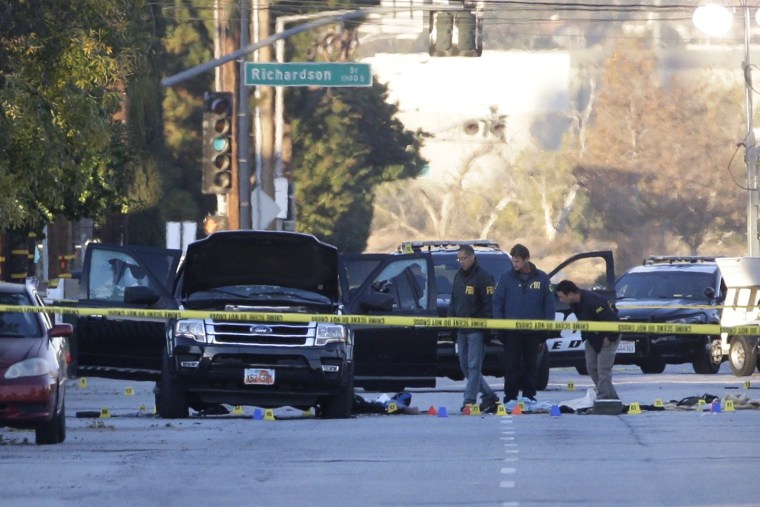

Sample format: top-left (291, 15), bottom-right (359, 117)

top-left (694, 1), bottom-right (760, 256)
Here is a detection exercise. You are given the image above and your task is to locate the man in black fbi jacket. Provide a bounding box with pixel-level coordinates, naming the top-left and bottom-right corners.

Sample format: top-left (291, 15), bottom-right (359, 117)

top-left (448, 245), bottom-right (499, 413)
top-left (555, 279), bottom-right (621, 400)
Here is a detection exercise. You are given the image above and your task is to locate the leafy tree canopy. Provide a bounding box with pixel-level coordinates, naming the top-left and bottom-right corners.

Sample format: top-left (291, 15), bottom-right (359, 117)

top-left (279, 2), bottom-right (428, 252)
top-left (0, 0), bottom-right (156, 232)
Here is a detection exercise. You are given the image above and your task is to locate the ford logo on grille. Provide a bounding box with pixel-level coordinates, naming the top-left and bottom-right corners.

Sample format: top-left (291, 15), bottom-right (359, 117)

top-left (250, 325), bottom-right (273, 334)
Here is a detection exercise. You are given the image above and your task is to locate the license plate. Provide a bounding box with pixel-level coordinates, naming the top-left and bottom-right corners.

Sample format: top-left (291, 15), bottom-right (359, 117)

top-left (244, 368), bottom-right (275, 385)
top-left (617, 341), bottom-right (635, 353)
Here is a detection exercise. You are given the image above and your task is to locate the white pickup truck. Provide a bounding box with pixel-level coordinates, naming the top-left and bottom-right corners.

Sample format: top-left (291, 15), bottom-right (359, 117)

top-left (715, 257), bottom-right (760, 376)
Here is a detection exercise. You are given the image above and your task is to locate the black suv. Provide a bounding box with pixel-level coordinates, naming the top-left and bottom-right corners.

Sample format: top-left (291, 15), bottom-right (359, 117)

top-left (74, 231), bottom-right (439, 418)
top-left (614, 256), bottom-right (724, 374)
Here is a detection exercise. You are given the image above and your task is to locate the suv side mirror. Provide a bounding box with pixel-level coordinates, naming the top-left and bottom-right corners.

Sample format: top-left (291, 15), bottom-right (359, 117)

top-left (49, 323), bottom-right (73, 338)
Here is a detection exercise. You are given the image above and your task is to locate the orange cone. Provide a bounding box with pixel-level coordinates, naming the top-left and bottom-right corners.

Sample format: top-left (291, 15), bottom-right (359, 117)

top-left (427, 405), bottom-right (438, 416)
top-left (511, 403), bottom-right (523, 415)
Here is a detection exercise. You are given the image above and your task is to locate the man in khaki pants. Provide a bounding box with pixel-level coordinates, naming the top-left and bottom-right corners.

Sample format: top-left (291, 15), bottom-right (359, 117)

top-left (555, 280), bottom-right (620, 400)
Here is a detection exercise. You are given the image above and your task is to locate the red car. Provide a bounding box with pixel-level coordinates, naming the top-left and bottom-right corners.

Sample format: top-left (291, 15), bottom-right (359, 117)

top-left (0, 282), bottom-right (72, 444)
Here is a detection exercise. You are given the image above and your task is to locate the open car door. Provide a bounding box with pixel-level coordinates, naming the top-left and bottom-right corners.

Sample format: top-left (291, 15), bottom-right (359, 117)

top-left (545, 250), bottom-right (616, 369)
top-left (339, 253), bottom-right (438, 392)
top-left (75, 244), bottom-right (181, 381)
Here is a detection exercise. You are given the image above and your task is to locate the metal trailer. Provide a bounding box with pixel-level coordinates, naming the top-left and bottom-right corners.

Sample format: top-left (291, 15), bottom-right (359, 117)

top-left (716, 257), bottom-right (760, 376)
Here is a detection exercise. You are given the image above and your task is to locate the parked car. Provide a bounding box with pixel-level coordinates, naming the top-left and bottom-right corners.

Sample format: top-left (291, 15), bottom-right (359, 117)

top-left (613, 256), bottom-right (724, 374)
top-left (396, 240), bottom-right (616, 388)
top-left (73, 231), bottom-right (438, 418)
top-left (0, 282), bottom-right (72, 444)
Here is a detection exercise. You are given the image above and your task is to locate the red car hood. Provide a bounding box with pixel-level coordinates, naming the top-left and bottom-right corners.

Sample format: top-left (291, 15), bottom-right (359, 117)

top-left (0, 338), bottom-right (43, 369)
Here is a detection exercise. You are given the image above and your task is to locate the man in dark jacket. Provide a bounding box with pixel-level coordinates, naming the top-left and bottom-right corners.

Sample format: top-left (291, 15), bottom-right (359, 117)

top-left (449, 245), bottom-right (499, 413)
top-left (555, 279), bottom-right (620, 400)
top-left (492, 244), bottom-right (555, 403)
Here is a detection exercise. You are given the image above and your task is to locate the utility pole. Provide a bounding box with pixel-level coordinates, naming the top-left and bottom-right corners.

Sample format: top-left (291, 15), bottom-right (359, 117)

top-left (209, 0), bottom-right (240, 229)
top-left (252, 0), bottom-right (276, 230)
top-left (238, 0), bottom-right (251, 229)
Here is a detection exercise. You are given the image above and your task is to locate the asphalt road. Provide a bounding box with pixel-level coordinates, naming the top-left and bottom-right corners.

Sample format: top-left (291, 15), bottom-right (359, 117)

top-left (2, 364), bottom-right (759, 507)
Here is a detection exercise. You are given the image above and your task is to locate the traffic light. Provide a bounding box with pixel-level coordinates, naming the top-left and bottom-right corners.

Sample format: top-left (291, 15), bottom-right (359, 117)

top-left (201, 92), bottom-right (233, 194)
top-left (429, 9), bottom-right (482, 57)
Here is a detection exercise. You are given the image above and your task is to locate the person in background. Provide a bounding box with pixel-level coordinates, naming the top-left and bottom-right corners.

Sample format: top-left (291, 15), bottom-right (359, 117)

top-left (492, 244), bottom-right (555, 404)
top-left (448, 245), bottom-right (500, 413)
top-left (555, 279), bottom-right (621, 400)
top-left (409, 262), bottom-right (427, 306)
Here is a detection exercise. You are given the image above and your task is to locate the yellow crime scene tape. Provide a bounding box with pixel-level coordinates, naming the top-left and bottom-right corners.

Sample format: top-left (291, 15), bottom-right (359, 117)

top-left (3, 304), bottom-right (757, 336)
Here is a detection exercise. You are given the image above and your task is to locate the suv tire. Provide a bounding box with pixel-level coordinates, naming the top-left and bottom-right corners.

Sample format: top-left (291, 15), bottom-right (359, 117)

top-left (729, 336), bottom-right (758, 377)
top-left (692, 337), bottom-right (722, 374)
top-left (319, 364), bottom-right (354, 419)
top-left (36, 398), bottom-right (65, 445)
top-left (158, 351), bottom-right (189, 419)
top-left (639, 359), bottom-right (666, 374)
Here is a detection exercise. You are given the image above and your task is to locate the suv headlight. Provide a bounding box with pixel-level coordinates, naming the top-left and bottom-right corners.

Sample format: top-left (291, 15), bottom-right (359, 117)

top-left (174, 319), bottom-right (207, 342)
top-left (315, 322), bottom-right (347, 346)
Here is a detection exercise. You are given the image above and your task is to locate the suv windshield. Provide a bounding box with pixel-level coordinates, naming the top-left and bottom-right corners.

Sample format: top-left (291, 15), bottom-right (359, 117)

top-left (616, 271), bottom-right (715, 300)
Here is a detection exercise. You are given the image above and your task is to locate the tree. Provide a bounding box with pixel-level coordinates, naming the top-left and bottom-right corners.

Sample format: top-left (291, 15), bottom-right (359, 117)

top-left (576, 40), bottom-right (744, 267)
top-left (0, 0), bottom-right (187, 249)
top-left (371, 144), bottom-right (512, 248)
top-left (0, 0), bottom-right (133, 231)
top-left (159, 0), bottom-right (221, 224)
top-left (280, 4), bottom-right (428, 253)
top-left (288, 82), bottom-right (426, 252)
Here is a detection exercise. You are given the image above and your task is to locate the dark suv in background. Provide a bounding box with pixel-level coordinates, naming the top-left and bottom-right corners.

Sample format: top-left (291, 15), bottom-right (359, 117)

top-left (397, 240), bottom-right (551, 390)
top-left (614, 256), bottom-right (724, 374)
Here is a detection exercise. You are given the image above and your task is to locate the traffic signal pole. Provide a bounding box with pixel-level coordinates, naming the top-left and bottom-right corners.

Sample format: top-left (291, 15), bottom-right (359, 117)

top-left (238, 0), bottom-right (252, 229)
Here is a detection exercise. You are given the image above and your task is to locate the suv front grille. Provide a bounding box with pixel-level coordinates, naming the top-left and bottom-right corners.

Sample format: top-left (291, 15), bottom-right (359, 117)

top-left (207, 321), bottom-right (315, 346)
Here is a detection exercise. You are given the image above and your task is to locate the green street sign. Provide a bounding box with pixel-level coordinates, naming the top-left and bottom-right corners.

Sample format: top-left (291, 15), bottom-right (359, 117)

top-left (244, 62), bottom-right (372, 87)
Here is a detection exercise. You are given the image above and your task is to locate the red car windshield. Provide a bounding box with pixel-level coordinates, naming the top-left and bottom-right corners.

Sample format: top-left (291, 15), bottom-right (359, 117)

top-left (0, 293), bottom-right (42, 337)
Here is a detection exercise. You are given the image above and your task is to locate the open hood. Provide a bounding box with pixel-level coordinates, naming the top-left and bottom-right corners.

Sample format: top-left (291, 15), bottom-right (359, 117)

top-left (180, 231), bottom-right (339, 301)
